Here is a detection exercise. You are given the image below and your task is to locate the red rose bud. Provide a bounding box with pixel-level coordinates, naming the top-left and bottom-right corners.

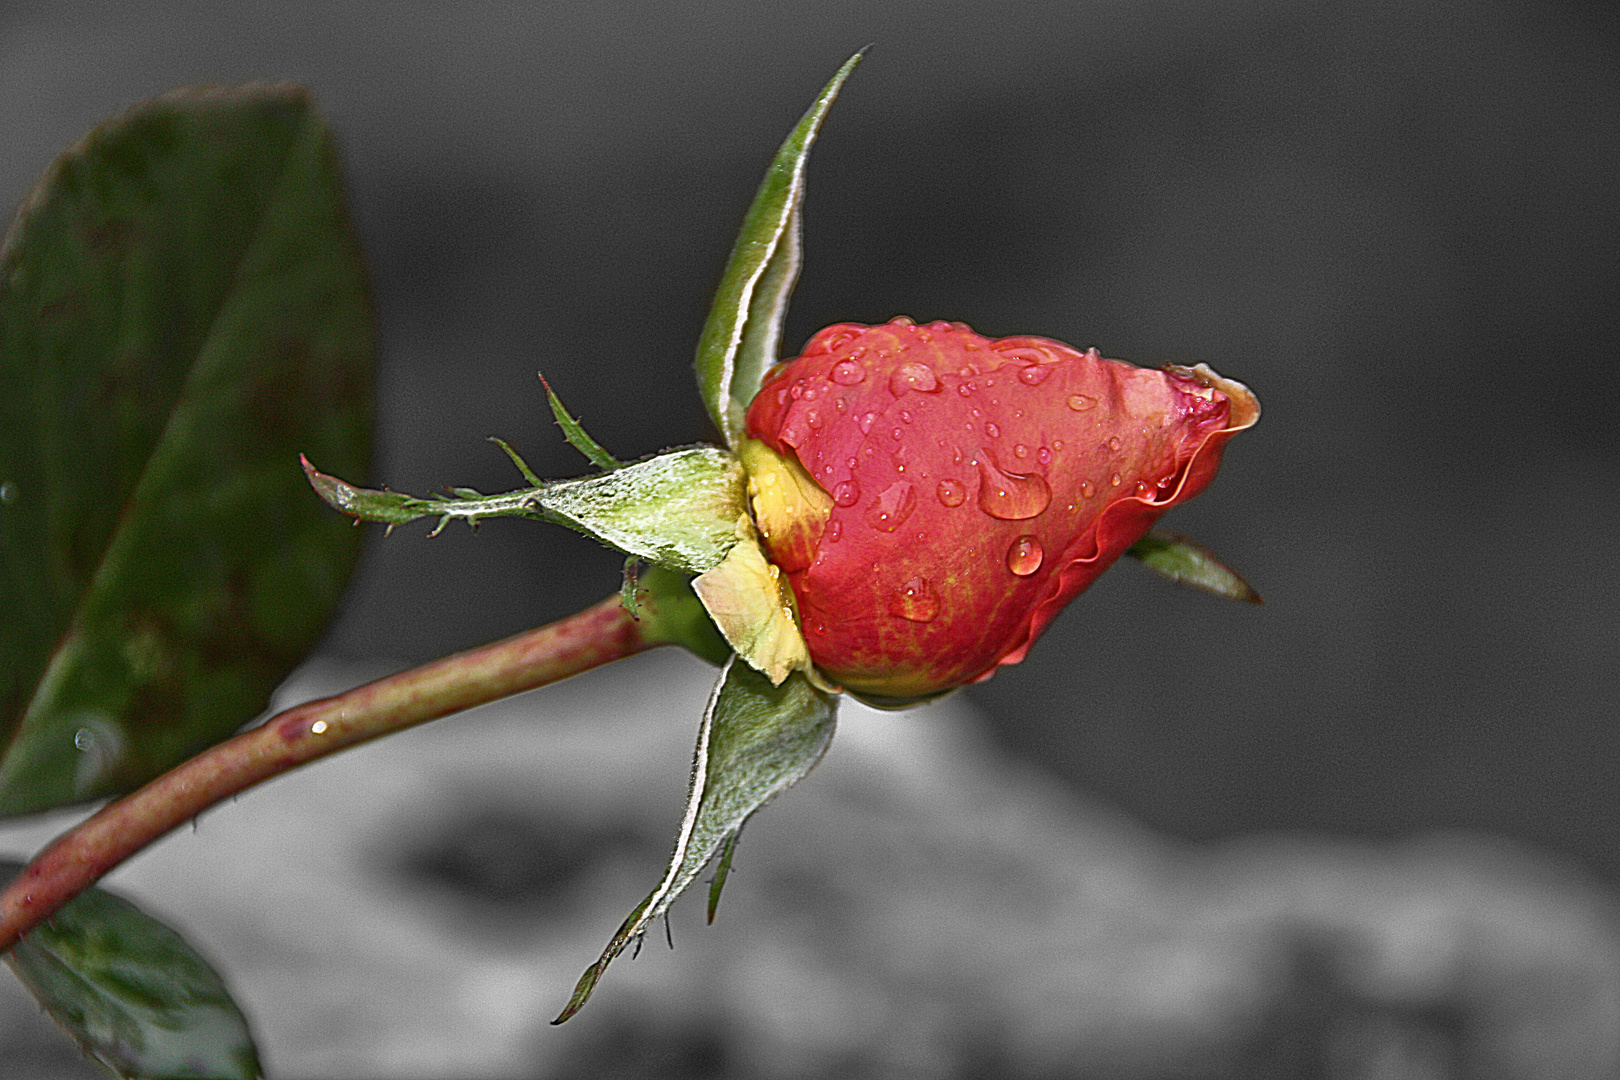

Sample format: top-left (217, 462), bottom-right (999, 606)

top-left (743, 317), bottom-right (1259, 703)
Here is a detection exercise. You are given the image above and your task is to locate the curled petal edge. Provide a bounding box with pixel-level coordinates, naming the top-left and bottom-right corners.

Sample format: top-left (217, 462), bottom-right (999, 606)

top-left (976, 364), bottom-right (1260, 680)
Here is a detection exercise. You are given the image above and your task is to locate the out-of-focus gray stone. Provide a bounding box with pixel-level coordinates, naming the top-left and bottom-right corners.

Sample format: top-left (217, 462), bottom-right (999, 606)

top-left (3, 650), bottom-right (1616, 1078)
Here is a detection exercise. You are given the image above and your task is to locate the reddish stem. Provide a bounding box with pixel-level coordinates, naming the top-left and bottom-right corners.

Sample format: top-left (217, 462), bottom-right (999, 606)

top-left (0, 592), bottom-right (654, 951)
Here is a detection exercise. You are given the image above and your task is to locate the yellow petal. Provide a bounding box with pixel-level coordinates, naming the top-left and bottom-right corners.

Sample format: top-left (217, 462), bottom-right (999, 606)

top-left (692, 521), bottom-right (811, 685)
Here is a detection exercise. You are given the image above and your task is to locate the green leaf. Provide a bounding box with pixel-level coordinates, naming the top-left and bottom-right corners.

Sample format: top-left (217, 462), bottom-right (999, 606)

top-left (0, 85), bottom-right (374, 814)
top-left (539, 375), bottom-right (619, 471)
top-left (1127, 530), bottom-right (1263, 604)
top-left (555, 658), bottom-right (837, 1022)
top-left (1, 859), bottom-right (263, 1079)
top-left (694, 52), bottom-right (862, 448)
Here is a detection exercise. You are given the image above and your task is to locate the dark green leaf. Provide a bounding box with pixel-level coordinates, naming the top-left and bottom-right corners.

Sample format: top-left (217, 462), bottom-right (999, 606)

top-left (555, 659), bottom-right (837, 1022)
top-left (1127, 530), bottom-right (1263, 604)
top-left (0, 86), bottom-right (374, 814)
top-left (1, 859), bottom-right (263, 1079)
top-left (694, 52), bottom-right (862, 448)
top-left (539, 375), bottom-right (619, 471)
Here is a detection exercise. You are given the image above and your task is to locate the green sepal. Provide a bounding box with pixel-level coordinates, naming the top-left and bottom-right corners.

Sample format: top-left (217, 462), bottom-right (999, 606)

top-left (554, 658), bottom-right (837, 1023)
top-left (2, 860), bottom-right (263, 1080)
top-left (694, 52), bottom-right (862, 449)
top-left (622, 561), bottom-right (731, 667)
top-left (707, 829), bottom-right (741, 924)
top-left (304, 446), bottom-right (747, 574)
top-left (540, 448), bottom-right (745, 574)
top-left (540, 375), bottom-right (620, 471)
top-left (301, 454), bottom-right (543, 535)
top-left (1127, 530), bottom-right (1262, 604)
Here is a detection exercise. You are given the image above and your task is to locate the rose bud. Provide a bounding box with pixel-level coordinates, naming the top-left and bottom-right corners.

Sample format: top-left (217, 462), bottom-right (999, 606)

top-left (742, 317), bottom-right (1259, 704)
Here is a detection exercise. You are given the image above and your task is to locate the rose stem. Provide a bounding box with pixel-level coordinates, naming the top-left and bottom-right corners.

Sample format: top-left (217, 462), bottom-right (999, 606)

top-left (0, 592), bottom-right (654, 951)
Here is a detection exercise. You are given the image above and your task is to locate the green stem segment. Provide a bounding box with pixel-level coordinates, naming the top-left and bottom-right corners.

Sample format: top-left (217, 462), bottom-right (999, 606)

top-left (0, 592), bottom-right (657, 953)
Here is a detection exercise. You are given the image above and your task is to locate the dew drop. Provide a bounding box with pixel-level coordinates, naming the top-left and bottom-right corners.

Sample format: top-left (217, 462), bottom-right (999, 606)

top-left (1037, 447), bottom-right (1052, 465)
top-left (936, 478), bottom-right (966, 507)
top-left (900, 410), bottom-right (914, 424)
top-left (1136, 480), bottom-right (1150, 495)
top-left (1080, 480), bottom-right (1096, 499)
top-left (1017, 364), bottom-right (1053, 386)
top-left (1110, 472), bottom-right (1122, 487)
top-left (976, 460), bottom-right (1052, 520)
top-left (1052, 439), bottom-right (1064, 451)
top-left (832, 480), bottom-right (861, 507)
top-left (830, 359), bottom-right (866, 385)
top-left (1013, 443), bottom-right (1029, 459)
top-left (805, 408), bottom-right (824, 429)
top-left (828, 520), bottom-right (843, 542)
top-left (864, 480), bottom-right (918, 532)
top-left (1006, 535), bottom-right (1044, 576)
top-left (889, 361), bottom-right (940, 395)
top-left (1108, 436), bottom-right (1122, 452)
top-left (891, 427), bottom-right (904, 441)
top-left (1157, 474), bottom-right (1176, 489)
top-left (888, 575), bottom-right (941, 622)
top-left (957, 383), bottom-right (975, 397)
top-left (1067, 394), bottom-right (1096, 411)
top-left (985, 423), bottom-right (1001, 439)
top-left (858, 411), bottom-right (878, 434)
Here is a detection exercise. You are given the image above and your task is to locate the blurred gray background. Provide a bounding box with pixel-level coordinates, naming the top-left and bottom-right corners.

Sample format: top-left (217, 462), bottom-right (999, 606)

top-left (2, 0), bottom-right (1617, 1076)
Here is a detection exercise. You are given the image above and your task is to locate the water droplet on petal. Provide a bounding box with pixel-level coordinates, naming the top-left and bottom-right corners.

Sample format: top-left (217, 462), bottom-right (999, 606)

top-left (830, 359), bottom-right (866, 385)
top-left (1108, 436), bottom-right (1122, 452)
top-left (828, 520), bottom-right (843, 541)
top-left (1080, 480), bottom-right (1096, 499)
top-left (1037, 447), bottom-right (1052, 465)
top-left (858, 411), bottom-right (878, 434)
top-left (888, 576), bottom-right (940, 622)
top-left (936, 478), bottom-right (966, 506)
top-left (985, 423), bottom-right (1001, 439)
top-left (1017, 364), bottom-right (1053, 386)
top-left (976, 460), bottom-right (1052, 520)
top-left (957, 383), bottom-right (974, 397)
top-left (900, 410), bottom-right (914, 424)
top-left (1013, 443), bottom-right (1029, 459)
top-left (1110, 472), bottom-right (1122, 487)
top-left (889, 361), bottom-right (940, 395)
top-left (805, 408), bottom-right (823, 429)
top-left (1067, 394), bottom-right (1096, 411)
top-left (864, 480), bottom-right (918, 532)
top-left (1006, 535), bottom-right (1044, 576)
top-left (832, 480), bottom-right (861, 507)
